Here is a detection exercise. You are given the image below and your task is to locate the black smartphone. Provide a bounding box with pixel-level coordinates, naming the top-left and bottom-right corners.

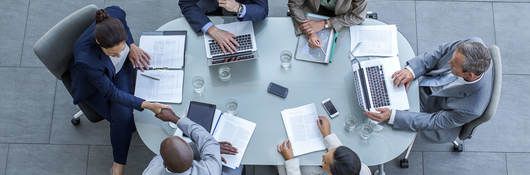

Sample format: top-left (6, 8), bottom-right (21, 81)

top-left (267, 82), bottom-right (288, 98)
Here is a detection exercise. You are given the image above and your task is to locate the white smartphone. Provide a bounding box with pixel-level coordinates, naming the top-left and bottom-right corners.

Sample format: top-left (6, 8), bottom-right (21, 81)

top-left (322, 98), bottom-right (339, 118)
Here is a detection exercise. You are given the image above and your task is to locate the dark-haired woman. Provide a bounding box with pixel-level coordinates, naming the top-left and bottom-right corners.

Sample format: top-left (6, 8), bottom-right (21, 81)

top-left (277, 116), bottom-right (371, 175)
top-left (69, 6), bottom-right (167, 175)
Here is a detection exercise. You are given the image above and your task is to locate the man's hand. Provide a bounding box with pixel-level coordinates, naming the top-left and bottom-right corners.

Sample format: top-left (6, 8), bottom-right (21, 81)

top-left (308, 33), bottom-right (322, 48)
top-left (155, 108), bottom-right (179, 123)
top-left (392, 69), bottom-right (414, 92)
top-left (300, 20), bottom-right (325, 35)
top-left (218, 0), bottom-right (241, 13)
top-left (219, 141), bottom-right (238, 163)
top-left (317, 116), bottom-right (331, 137)
top-left (365, 108), bottom-right (391, 122)
top-left (277, 139), bottom-right (294, 160)
top-left (207, 26), bottom-right (240, 54)
top-left (129, 44), bottom-right (151, 72)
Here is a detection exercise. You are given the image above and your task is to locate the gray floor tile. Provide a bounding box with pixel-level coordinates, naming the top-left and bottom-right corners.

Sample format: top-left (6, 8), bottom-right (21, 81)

top-left (105, 0), bottom-right (180, 43)
top-left (423, 152), bottom-right (506, 175)
top-left (416, 1), bottom-right (495, 55)
top-left (21, 0), bottom-right (104, 67)
top-left (0, 144), bottom-right (7, 175)
top-left (5, 144), bottom-right (88, 175)
top-left (466, 75), bottom-right (530, 152)
top-left (0, 0), bottom-right (29, 67)
top-left (369, 152), bottom-right (423, 175)
top-left (507, 153), bottom-right (530, 175)
top-left (410, 132), bottom-right (457, 152)
top-left (493, 3), bottom-right (530, 74)
top-left (367, 1), bottom-right (418, 54)
top-left (252, 165), bottom-right (277, 175)
top-left (87, 145), bottom-right (155, 175)
top-left (0, 68), bottom-right (55, 143)
top-left (50, 82), bottom-right (148, 146)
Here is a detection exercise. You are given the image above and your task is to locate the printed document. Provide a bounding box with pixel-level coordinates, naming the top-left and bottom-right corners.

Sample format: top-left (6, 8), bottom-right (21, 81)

top-left (134, 70), bottom-right (183, 103)
top-left (139, 35), bottom-right (185, 69)
top-left (350, 25), bottom-right (398, 57)
top-left (212, 112), bottom-right (256, 169)
top-left (281, 103), bottom-right (325, 157)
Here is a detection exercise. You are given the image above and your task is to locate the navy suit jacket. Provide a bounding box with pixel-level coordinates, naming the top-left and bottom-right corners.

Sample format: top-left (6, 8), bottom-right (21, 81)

top-left (69, 6), bottom-right (144, 118)
top-left (178, 0), bottom-right (268, 33)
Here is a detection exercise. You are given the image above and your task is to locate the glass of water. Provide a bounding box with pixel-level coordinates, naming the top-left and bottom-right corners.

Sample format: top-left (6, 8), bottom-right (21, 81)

top-left (218, 65), bottom-right (231, 81)
top-left (192, 76), bottom-right (205, 96)
top-left (371, 120), bottom-right (384, 132)
top-left (359, 120), bottom-right (374, 140)
top-left (225, 98), bottom-right (238, 115)
top-left (344, 116), bottom-right (358, 133)
top-left (280, 50), bottom-right (292, 70)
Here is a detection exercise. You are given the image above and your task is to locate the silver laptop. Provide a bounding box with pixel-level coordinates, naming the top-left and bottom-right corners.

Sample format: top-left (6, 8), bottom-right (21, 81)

top-left (351, 56), bottom-right (410, 112)
top-left (203, 21), bottom-right (258, 66)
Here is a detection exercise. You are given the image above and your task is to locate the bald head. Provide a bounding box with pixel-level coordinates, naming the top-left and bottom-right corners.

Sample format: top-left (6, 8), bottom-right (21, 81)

top-left (160, 136), bottom-right (193, 173)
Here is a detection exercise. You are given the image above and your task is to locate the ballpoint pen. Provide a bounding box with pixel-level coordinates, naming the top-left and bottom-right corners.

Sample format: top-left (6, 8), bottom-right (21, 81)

top-left (141, 73), bottom-right (160, 80)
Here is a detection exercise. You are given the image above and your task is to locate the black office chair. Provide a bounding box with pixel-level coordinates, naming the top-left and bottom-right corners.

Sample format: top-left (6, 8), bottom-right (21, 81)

top-left (33, 4), bottom-right (104, 126)
top-left (286, 10), bottom-right (378, 19)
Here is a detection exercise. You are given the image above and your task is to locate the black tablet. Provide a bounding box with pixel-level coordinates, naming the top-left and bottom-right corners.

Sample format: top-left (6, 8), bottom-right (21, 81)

top-left (186, 101), bottom-right (217, 132)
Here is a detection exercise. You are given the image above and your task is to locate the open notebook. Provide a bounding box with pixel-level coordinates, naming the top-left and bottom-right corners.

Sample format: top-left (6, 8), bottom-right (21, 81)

top-left (295, 13), bottom-right (337, 64)
top-left (281, 103), bottom-right (325, 156)
top-left (134, 31), bottom-right (186, 104)
top-left (349, 25), bottom-right (398, 57)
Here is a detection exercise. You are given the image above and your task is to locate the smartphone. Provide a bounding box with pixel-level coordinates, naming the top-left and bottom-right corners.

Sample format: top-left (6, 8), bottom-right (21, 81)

top-left (267, 82), bottom-right (288, 98)
top-left (322, 98), bottom-right (339, 118)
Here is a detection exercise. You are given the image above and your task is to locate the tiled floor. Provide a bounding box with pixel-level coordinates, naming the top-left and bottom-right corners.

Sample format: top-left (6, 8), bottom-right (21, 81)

top-left (0, 0), bottom-right (529, 174)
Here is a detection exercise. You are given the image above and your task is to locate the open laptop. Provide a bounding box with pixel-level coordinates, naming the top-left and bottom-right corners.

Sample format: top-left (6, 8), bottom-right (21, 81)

top-left (203, 21), bottom-right (258, 66)
top-left (351, 56), bottom-right (409, 112)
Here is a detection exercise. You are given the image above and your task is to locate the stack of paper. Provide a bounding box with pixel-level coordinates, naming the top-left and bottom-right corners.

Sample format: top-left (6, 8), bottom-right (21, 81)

top-left (135, 70), bottom-right (184, 104)
top-left (211, 111), bottom-right (256, 169)
top-left (349, 25), bottom-right (398, 57)
top-left (281, 103), bottom-right (325, 156)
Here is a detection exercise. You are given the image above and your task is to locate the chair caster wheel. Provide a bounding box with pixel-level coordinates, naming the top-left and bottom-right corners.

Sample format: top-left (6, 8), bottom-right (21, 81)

top-left (400, 159), bottom-right (409, 168)
top-left (71, 118), bottom-right (81, 126)
top-left (453, 143), bottom-right (464, 152)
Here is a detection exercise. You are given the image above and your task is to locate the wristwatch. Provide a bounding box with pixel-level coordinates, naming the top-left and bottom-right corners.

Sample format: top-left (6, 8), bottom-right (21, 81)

top-left (324, 20), bottom-right (329, 29)
top-left (237, 4), bottom-right (244, 17)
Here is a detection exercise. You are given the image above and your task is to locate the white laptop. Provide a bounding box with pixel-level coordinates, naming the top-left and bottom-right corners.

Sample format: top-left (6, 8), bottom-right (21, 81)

top-left (351, 56), bottom-right (409, 112)
top-left (203, 21), bottom-right (258, 65)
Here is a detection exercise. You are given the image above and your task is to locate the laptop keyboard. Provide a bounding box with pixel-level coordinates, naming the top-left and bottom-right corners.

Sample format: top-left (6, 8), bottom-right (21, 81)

top-left (366, 65), bottom-right (390, 108)
top-left (209, 34), bottom-right (253, 56)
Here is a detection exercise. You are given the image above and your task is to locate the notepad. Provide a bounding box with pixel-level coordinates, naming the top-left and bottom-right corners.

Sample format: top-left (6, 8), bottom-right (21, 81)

top-left (295, 13), bottom-right (336, 64)
top-left (211, 111), bottom-right (256, 169)
top-left (349, 25), bottom-right (398, 57)
top-left (135, 31), bottom-right (187, 104)
top-left (281, 103), bottom-right (325, 157)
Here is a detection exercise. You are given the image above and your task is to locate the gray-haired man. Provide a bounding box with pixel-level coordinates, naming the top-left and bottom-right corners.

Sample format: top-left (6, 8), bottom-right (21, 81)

top-left (365, 38), bottom-right (493, 143)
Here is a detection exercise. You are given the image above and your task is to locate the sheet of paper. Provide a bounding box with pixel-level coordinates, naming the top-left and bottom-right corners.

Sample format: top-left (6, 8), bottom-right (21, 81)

top-left (349, 25), bottom-right (398, 57)
top-left (281, 103), bottom-right (325, 157)
top-left (212, 113), bottom-right (256, 169)
top-left (139, 35), bottom-right (185, 69)
top-left (134, 70), bottom-right (183, 103)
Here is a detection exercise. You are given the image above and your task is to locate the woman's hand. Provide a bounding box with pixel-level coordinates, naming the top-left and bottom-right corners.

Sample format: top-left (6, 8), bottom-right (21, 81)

top-left (317, 116), bottom-right (331, 137)
top-left (129, 44), bottom-right (151, 72)
top-left (308, 33), bottom-right (322, 48)
top-left (277, 139), bottom-right (294, 160)
top-left (300, 20), bottom-right (326, 35)
top-left (141, 101), bottom-right (170, 114)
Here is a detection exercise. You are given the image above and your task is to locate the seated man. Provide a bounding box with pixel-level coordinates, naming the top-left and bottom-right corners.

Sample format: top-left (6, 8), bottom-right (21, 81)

top-left (277, 116), bottom-right (371, 175)
top-left (143, 108), bottom-right (241, 175)
top-left (178, 0), bottom-right (268, 54)
top-left (365, 38), bottom-right (493, 143)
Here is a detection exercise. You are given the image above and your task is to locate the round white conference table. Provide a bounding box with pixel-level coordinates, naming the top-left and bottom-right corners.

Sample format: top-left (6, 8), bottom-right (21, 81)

top-left (134, 16), bottom-right (419, 170)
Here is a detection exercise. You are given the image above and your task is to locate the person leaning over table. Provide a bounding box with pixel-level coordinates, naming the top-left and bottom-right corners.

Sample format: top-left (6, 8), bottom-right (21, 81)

top-left (277, 116), bottom-right (371, 175)
top-left (178, 0), bottom-right (268, 55)
top-left (143, 108), bottom-right (242, 175)
top-left (69, 6), bottom-right (168, 175)
top-left (288, 0), bottom-right (366, 48)
top-left (365, 37), bottom-right (493, 143)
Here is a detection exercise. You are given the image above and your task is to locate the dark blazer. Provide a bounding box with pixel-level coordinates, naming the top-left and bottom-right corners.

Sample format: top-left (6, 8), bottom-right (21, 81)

top-left (69, 6), bottom-right (144, 118)
top-left (178, 0), bottom-right (268, 33)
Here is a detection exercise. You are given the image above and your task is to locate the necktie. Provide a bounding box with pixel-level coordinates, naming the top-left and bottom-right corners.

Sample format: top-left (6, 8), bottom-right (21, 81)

top-left (419, 71), bottom-right (458, 87)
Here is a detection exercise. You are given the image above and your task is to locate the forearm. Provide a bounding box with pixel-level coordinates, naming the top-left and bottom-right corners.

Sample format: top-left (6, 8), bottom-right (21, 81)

top-left (288, 0), bottom-right (307, 34)
top-left (328, 0), bottom-right (367, 31)
top-left (392, 110), bottom-right (478, 131)
top-left (284, 159), bottom-right (302, 175)
top-left (239, 3), bottom-right (268, 21)
top-left (179, 0), bottom-right (212, 33)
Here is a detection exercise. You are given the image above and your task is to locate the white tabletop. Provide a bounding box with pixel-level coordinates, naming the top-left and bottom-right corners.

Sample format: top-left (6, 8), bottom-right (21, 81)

top-left (134, 17), bottom-right (419, 166)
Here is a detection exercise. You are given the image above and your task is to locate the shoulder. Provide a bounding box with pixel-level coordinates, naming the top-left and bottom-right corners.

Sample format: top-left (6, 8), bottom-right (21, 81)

top-left (105, 6), bottom-right (127, 20)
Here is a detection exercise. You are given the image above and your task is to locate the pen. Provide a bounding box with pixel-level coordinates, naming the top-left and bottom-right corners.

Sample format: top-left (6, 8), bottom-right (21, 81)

top-left (319, 47), bottom-right (326, 54)
top-left (141, 73), bottom-right (160, 80)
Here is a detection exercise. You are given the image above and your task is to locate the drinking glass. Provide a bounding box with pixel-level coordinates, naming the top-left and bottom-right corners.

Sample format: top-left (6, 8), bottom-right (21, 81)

top-left (218, 65), bottom-right (231, 81)
top-left (280, 50), bottom-right (292, 70)
top-left (225, 98), bottom-right (238, 115)
top-left (192, 76), bottom-right (205, 96)
top-left (344, 116), bottom-right (358, 133)
top-left (359, 120), bottom-right (374, 140)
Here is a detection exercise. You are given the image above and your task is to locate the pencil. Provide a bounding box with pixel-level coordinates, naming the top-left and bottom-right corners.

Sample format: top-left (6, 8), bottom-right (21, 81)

top-left (141, 73), bottom-right (160, 81)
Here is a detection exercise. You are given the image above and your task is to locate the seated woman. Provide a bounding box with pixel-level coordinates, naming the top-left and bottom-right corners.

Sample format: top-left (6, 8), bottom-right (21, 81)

top-left (277, 116), bottom-right (371, 175)
top-left (69, 6), bottom-right (167, 175)
top-left (288, 0), bottom-right (367, 48)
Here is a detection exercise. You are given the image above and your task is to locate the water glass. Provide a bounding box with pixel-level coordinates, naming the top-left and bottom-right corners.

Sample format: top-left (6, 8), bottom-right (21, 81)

top-left (280, 50), bottom-right (292, 70)
top-left (192, 76), bottom-right (205, 96)
top-left (218, 65), bottom-right (231, 81)
top-left (359, 121), bottom-right (374, 140)
top-left (371, 120), bottom-right (384, 132)
top-left (225, 98), bottom-right (238, 115)
top-left (344, 116), bottom-right (358, 133)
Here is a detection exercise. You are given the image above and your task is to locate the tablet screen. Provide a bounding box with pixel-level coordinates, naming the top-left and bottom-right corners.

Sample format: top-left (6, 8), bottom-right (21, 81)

top-left (186, 101), bottom-right (216, 132)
